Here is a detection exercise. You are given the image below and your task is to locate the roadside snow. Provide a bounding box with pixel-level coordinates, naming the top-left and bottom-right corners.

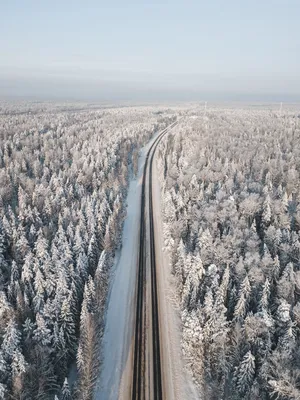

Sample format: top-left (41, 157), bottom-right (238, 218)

top-left (94, 127), bottom-right (197, 400)
top-left (152, 150), bottom-right (199, 400)
top-left (94, 133), bottom-right (160, 400)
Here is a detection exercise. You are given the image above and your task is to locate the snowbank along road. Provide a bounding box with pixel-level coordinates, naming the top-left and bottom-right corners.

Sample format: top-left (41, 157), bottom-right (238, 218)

top-left (132, 121), bottom-right (178, 400)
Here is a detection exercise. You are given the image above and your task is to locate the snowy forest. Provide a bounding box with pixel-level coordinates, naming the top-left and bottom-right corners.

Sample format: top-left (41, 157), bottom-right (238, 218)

top-left (0, 103), bottom-right (173, 400)
top-left (1, 101), bottom-right (299, 400)
top-left (157, 108), bottom-right (300, 400)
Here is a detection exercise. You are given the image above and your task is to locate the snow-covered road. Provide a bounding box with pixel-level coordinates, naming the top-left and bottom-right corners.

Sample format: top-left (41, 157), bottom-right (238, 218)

top-left (94, 133), bottom-right (160, 400)
top-left (94, 124), bottom-right (198, 400)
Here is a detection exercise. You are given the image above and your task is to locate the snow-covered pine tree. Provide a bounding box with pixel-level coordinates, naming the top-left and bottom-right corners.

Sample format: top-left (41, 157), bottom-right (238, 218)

top-left (60, 377), bottom-right (72, 400)
top-left (234, 350), bottom-right (256, 396)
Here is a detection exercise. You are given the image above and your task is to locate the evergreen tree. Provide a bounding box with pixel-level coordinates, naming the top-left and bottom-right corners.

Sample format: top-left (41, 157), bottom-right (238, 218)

top-left (277, 262), bottom-right (295, 304)
top-left (262, 194), bottom-right (272, 228)
top-left (259, 278), bottom-right (270, 312)
top-left (60, 377), bottom-right (72, 400)
top-left (11, 349), bottom-right (27, 376)
top-left (33, 313), bottom-right (52, 347)
top-left (59, 298), bottom-right (77, 358)
top-left (87, 233), bottom-right (99, 275)
top-left (2, 318), bottom-right (21, 359)
top-left (174, 239), bottom-right (185, 283)
top-left (235, 350), bottom-right (256, 396)
top-left (234, 275), bottom-right (251, 321)
top-left (0, 384), bottom-right (7, 400)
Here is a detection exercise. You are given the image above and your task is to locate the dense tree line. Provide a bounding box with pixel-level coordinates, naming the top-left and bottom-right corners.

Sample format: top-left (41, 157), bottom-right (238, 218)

top-left (0, 103), bottom-right (172, 399)
top-left (157, 108), bottom-right (300, 399)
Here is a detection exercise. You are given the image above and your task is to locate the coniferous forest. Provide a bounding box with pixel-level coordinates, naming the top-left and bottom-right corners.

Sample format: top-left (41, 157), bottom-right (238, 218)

top-left (0, 103), bottom-right (173, 399)
top-left (157, 108), bottom-right (300, 400)
top-left (1, 103), bottom-right (300, 400)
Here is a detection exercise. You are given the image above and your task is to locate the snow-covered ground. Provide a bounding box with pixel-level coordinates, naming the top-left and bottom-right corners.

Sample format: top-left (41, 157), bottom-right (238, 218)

top-left (94, 133), bottom-right (160, 400)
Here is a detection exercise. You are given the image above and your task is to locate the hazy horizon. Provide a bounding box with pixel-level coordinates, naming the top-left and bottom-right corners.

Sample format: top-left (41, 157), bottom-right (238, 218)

top-left (1, 0), bottom-right (300, 102)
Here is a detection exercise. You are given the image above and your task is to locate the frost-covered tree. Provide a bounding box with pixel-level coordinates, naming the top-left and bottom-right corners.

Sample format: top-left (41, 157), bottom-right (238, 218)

top-left (60, 377), bottom-right (72, 400)
top-left (234, 351), bottom-right (256, 396)
top-left (234, 276), bottom-right (251, 321)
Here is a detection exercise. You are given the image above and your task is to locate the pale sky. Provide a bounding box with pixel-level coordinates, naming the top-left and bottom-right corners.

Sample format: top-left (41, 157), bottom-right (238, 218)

top-left (0, 0), bottom-right (299, 101)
